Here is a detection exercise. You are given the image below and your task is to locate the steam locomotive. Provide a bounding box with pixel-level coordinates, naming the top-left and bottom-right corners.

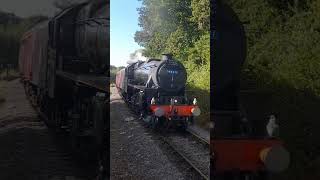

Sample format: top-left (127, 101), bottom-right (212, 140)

top-left (116, 54), bottom-right (201, 129)
top-left (211, 1), bottom-right (289, 179)
top-left (19, 0), bottom-right (109, 162)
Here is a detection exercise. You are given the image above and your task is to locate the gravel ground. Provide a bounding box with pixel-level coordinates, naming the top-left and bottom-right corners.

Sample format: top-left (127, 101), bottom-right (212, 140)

top-left (0, 79), bottom-right (96, 180)
top-left (110, 87), bottom-right (205, 180)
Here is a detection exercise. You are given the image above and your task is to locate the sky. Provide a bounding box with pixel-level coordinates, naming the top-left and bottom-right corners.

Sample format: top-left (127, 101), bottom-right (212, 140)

top-left (0, 0), bottom-right (56, 17)
top-left (110, 0), bottom-right (142, 67)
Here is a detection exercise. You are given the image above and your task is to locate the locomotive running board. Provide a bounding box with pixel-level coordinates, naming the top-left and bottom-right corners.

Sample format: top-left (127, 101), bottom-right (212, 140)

top-left (56, 70), bottom-right (109, 93)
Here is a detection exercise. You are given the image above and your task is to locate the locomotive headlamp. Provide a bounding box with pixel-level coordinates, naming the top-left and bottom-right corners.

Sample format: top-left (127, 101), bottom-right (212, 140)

top-left (170, 98), bottom-right (174, 105)
top-left (191, 107), bottom-right (201, 116)
top-left (151, 97), bottom-right (156, 104)
top-left (266, 115), bottom-right (279, 137)
top-left (154, 107), bottom-right (165, 117)
top-left (193, 98), bottom-right (197, 105)
top-left (260, 145), bottom-right (290, 172)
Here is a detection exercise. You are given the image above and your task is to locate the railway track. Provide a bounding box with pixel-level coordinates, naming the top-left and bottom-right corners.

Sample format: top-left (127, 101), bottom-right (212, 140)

top-left (118, 86), bottom-right (209, 178)
top-left (122, 87), bottom-right (209, 178)
top-left (160, 131), bottom-right (210, 180)
top-left (186, 127), bottom-right (209, 145)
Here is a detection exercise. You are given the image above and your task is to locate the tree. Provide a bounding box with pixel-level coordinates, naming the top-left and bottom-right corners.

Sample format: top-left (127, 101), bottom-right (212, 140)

top-left (191, 0), bottom-right (210, 31)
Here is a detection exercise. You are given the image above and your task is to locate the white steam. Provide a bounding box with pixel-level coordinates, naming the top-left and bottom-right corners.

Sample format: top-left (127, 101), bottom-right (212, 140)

top-left (127, 49), bottom-right (148, 64)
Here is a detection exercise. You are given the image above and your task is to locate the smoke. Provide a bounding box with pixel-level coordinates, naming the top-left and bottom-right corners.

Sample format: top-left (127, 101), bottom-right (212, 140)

top-left (127, 49), bottom-right (148, 64)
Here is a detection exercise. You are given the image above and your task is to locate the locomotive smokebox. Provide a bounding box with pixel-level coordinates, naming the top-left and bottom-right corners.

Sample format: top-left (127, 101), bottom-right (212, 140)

top-left (156, 56), bottom-right (187, 92)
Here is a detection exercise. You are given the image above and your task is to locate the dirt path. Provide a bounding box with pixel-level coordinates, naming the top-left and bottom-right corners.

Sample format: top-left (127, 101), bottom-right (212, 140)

top-left (0, 79), bottom-right (96, 180)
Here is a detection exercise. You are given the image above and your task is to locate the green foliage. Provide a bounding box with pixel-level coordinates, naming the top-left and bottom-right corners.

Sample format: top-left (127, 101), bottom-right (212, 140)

top-left (187, 33), bottom-right (210, 66)
top-left (0, 14), bottom-right (47, 66)
top-left (229, 0), bottom-right (320, 96)
top-left (135, 0), bottom-right (210, 126)
top-left (186, 32), bottom-right (210, 91)
top-left (190, 0), bottom-right (210, 31)
top-left (164, 26), bottom-right (192, 60)
top-left (143, 31), bottom-right (167, 58)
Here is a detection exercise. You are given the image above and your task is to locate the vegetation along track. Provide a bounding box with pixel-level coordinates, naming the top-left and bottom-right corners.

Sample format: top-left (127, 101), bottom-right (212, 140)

top-left (160, 131), bottom-right (210, 180)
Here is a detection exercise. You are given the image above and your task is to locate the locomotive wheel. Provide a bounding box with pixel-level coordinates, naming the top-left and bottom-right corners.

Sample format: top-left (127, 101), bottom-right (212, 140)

top-left (150, 115), bottom-right (159, 129)
top-left (92, 97), bottom-right (106, 150)
top-left (179, 119), bottom-right (188, 131)
top-left (54, 103), bottom-right (63, 131)
top-left (40, 96), bottom-right (49, 124)
top-left (47, 108), bottom-right (54, 128)
top-left (70, 113), bottom-right (80, 151)
top-left (157, 117), bottom-right (165, 128)
top-left (45, 100), bottom-right (57, 128)
top-left (164, 120), bottom-right (172, 131)
top-left (49, 101), bottom-right (62, 129)
top-left (92, 96), bottom-right (108, 178)
top-left (189, 116), bottom-right (194, 125)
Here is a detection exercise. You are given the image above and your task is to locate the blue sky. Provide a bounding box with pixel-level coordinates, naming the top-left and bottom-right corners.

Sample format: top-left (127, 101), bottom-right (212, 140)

top-left (110, 0), bottom-right (142, 67)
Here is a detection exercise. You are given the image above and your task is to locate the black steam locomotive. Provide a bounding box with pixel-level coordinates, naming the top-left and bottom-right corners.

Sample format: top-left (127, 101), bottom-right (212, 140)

top-left (116, 54), bottom-right (200, 129)
top-left (211, 1), bottom-right (289, 179)
top-left (19, 0), bottom-right (109, 161)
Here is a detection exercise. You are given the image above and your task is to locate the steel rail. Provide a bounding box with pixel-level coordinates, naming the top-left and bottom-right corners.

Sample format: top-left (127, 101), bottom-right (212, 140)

top-left (160, 135), bottom-right (209, 180)
top-left (186, 128), bottom-right (209, 145)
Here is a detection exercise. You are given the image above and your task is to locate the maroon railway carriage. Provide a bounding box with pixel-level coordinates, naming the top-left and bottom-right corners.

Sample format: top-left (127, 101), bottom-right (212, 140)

top-left (115, 68), bottom-right (125, 91)
top-left (19, 21), bottom-right (49, 101)
top-left (19, 30), bottom-right (34, 82)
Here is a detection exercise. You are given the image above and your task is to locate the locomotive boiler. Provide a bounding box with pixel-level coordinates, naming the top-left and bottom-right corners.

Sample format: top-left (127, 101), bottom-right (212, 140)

top-left (74, 1), bottom-right (109, 73)
top-left (132, 54), bottom-right (187, 93)
top-left (211, 1), bottom-right (290, 179)
top-left (116, 54), bottom-right (200, 129)
top-left (51, 0), bottom-right (109, 74)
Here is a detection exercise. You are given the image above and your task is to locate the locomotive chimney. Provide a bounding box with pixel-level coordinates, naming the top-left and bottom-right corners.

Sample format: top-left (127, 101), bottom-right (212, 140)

top-left (162, 53), bottom-right (173, 61)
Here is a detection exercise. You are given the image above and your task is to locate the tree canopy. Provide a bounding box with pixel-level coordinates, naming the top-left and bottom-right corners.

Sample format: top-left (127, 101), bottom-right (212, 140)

top-left (135, 0), bottom-right (210, 91)
top-left (226, 0), bottom-right (320, 96)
